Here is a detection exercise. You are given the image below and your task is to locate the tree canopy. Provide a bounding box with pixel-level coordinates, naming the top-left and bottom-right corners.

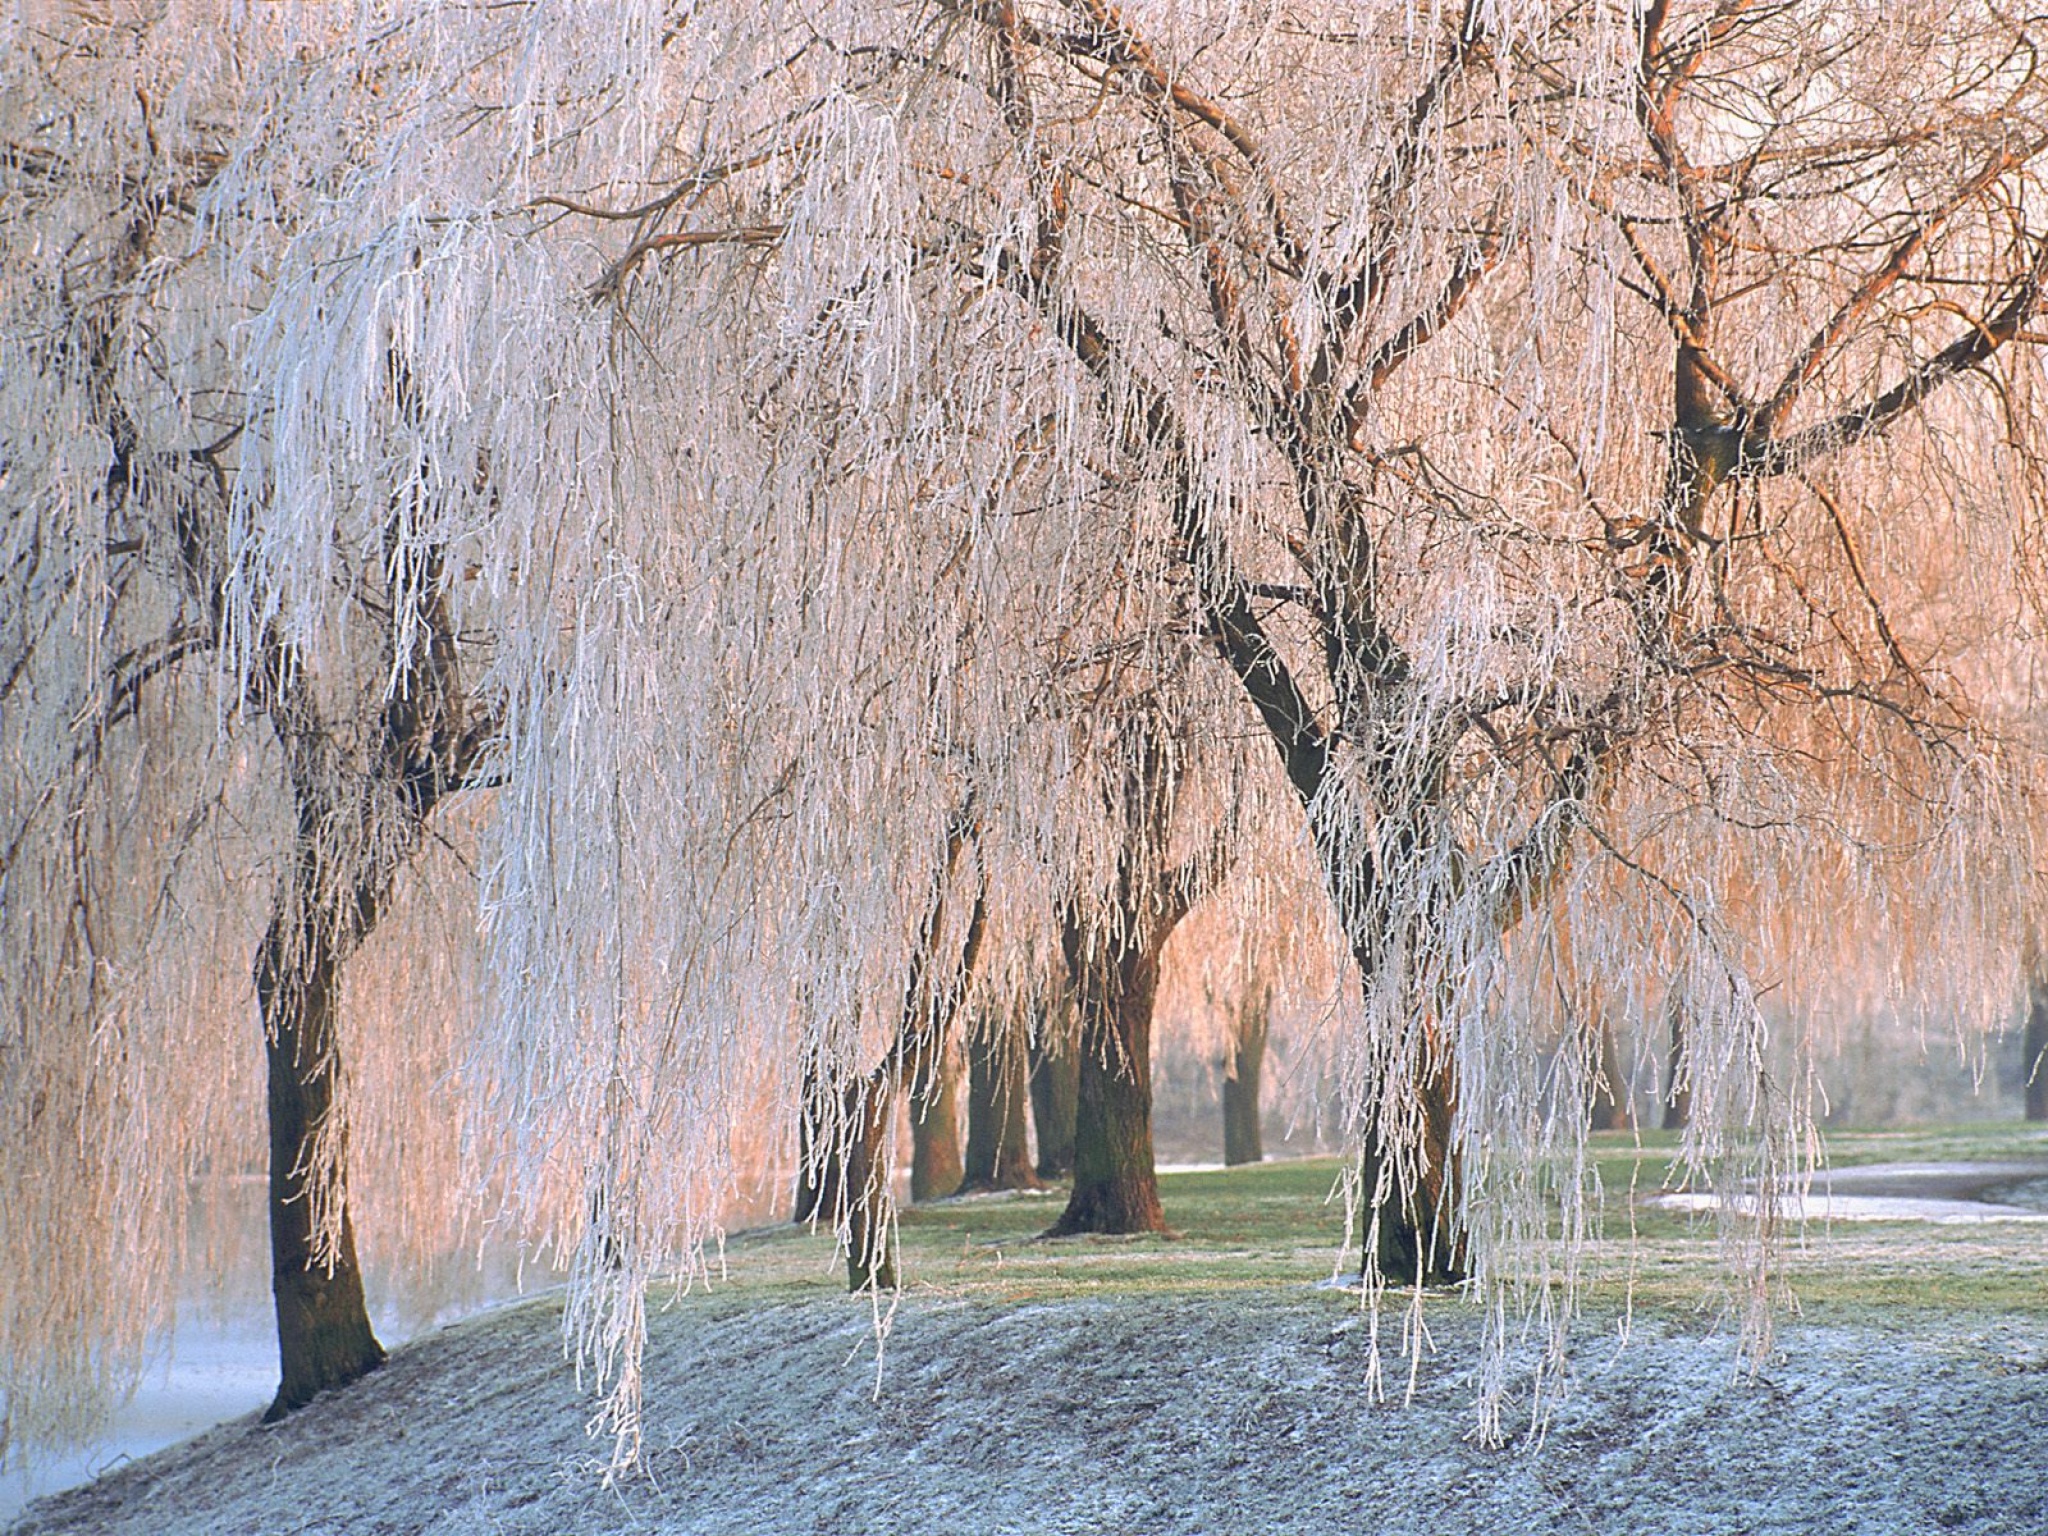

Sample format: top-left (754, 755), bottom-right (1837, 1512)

top-left (4, 0), bottom-right (2045, 1465)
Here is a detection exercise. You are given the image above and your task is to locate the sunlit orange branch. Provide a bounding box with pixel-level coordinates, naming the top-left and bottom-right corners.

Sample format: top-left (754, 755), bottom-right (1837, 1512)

top-left (1756, 145), bottom-right (2029, 438)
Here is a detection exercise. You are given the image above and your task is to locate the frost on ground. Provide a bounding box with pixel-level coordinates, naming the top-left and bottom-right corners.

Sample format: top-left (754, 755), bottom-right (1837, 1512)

top-left (1653, 1161), bottom-right (2048, 1224)
top-left (9, 1288), bottom-right (2045, 1536)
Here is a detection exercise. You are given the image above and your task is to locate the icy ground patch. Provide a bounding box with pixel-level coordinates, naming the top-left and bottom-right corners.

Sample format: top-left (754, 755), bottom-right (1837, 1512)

top-left (1651, 1160), bottom-right (2048, 1224)
top-left (0, 1321), bottom-right (277, 1520)
top-left (10, 1288), bottom-right (2046, 1536)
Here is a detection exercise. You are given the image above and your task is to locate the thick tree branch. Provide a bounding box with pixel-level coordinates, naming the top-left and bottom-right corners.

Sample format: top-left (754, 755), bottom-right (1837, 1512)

top-left (1761, 236), bottom-right (2048, 472)
top-left (1344, 227), bottom-right (1504, 449)
top-left (966, 234), bottom-right (1333, 805)
top-left (1755, 145), bottom-right (2027, 438)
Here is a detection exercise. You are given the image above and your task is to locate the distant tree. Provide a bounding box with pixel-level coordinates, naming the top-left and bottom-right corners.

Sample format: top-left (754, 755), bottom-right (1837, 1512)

top-left (909, 1040), bottom-right (966, 1203)
top-left (958, 1011), bottom-right (1041, 1194)
top-left (1028, 985), bottom-right (1081, 1181)
top-left (1221, 981), bottom-right (1272, 1167)
top-left (1662, 995), bottom-right (1694, 1133)
top-left (1586, 1015), bottom-right (1632, 1134)
top-left (2026, 943), bottom-right (2048, 1123)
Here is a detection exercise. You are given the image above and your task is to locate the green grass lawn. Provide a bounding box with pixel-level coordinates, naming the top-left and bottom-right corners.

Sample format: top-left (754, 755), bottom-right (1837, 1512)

top-left (709, 1122), bottom-right (2048, 1321)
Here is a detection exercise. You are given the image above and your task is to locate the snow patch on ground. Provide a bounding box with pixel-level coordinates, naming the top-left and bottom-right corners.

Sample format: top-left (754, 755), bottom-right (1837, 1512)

top-left (1649, 1159), bottom-right (2048, 1224)
top-left (1652, 1192), bottom-right (2048, 1222)
top-left (9, 1289), bottom-right (2047, 1536)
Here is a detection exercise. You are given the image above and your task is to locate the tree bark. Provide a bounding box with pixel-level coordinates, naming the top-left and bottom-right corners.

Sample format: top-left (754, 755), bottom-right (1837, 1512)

top-left (909, 1042), bottom-right (964, 1202)
top-left (2026, 965), bottom-right (2048, 1124)
top-left (1029, 996), bottom-right (1080, 1179)
top-left (1589, 1015), bottom-right (1633, 1132)
top-left (254, 863), bottom-right (385, 1421)
top-left (1357, 1029), bottom-right (1466, 1287)
top-left (792, 1048), bottom-right (840, 1223)
top-left (1048, 912), bottom-right (1170, 1236)
top-left (842, 1076), bottom-right (897, 1291)
top-left (1221, 986), bottom-right (1269, 1166)
top-left (959, 1018), bottom-right (1041, 1193)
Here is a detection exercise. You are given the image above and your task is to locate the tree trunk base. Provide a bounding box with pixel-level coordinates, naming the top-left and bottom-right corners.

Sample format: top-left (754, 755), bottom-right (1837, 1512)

top-left (263, 1268), bottom-right (385, 1420)
top-left (2025, 970), bottom-right (2048, 1123)
top-left (1045, 1173), bottom-right (1168, 1236)
top-left (846, 1246), bottom-right (898, 1293)
top-left (1360, 1206), bottom-right (1468, 1288)
top-left (260, 888), bottom-right (387, 1423)
top-left (843, 1074), bottom-right (898, 1292)
top-left (909, 1046), bottom-right (964, 1203)
top-left (1221, 1064), bottom-right (1263, 1166)
top-left (1029, 1037), bottom-right (1079, 1180)
top-left (1358, 1049), bottom-right (1467, 1288)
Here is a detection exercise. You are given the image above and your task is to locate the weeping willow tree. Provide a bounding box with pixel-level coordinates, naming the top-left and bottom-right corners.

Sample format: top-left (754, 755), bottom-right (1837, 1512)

top-left (546, 0), bottom-right (2045, 1430)
top-left (5, 0), bottom-right (2046, 1471)
top-left (1528, 0), bottom-right (2048, 1126)
top-left (0, 1), bottom-right (524, 1438)
top-left (732, 0), bottom-right (2042, 1310)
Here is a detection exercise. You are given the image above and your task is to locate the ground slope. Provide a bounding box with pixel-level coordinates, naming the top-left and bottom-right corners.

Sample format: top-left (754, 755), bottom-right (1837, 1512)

top-left (11, 1286), bottom-right (2048, 1536)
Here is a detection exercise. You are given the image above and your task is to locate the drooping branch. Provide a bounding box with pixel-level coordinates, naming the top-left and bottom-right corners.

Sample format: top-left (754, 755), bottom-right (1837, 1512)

top-left (968, 235), bottom-right (1333, 806)
top-left (1310, 0), bottom-right (1493, 374)
top-left (839, 806), bottom-right (990, 1289)
top-left (1346, 225), bottom-right (1505, 444)
top-left (590, 224), bottom-right (788, 301)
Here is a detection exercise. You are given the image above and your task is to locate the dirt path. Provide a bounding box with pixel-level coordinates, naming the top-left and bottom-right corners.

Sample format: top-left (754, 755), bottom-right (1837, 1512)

top-left (11, 1288), bottom-right (2047, 1535)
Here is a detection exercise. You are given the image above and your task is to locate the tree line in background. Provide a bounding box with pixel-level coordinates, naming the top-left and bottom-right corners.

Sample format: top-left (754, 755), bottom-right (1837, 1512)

top-left (4, 0), bottom-right (2046, 1464)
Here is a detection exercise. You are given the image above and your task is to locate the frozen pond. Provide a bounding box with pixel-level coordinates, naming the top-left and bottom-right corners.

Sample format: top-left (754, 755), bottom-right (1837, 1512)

top-left (1648, 1159), bottom-right (2048, 1223)
top-left (0, 1313), bottom-right (279, 1522)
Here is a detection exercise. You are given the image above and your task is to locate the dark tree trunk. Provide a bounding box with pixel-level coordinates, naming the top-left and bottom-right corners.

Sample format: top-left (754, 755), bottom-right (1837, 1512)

top-left (233, 434), bottom-right (481, 1422)
top-left (1221, 986), bottom-right (1269, 1166)
top-left (1029, 998), bottom-right (1080, 1179)
top-left (1048, 915), bottom-right (1169, 1236)
top-left (959, 1019), bottom-right (1041, 1193)
top-left (1357, 1031), bottom-right (1466, 1287)
top-left (2026, 966), bottom-right (2048, 1123)
top-left (842, 1077), bottom-right (897, 1291)
top-left (837, 810), bottom-right (989, 1290)
top-left (255, 867), bottom-right (385, 1421)
top-left (792, 1049), bottom-right (840, 1223)
top-left (1044, 700), bottom-right (1217, 1238)
top-left (1663, 999), bottom-right (1692, 1132)
top-left (909, 1043), bottom-right (964, 1202)
top-left (1589, 1015), bottom-right (1633, 1132)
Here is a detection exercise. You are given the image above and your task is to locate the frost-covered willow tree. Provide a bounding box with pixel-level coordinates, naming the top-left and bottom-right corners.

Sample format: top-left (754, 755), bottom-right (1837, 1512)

top-left (0, 0), bottom-right (717, 1447)
top-left (839, 0), bottom-right (2048, 1286)
top-left (7, 0), bottom-right (2047, 1469)
top-left (509, 0), bottom-right (2046, 1430)
top-left (1523, 0), bottom-right (2048, 1121)
top-left (0, 2), bottom-right (534, 1438)
top-left (16, 0), bottom-right (1040, 1457)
